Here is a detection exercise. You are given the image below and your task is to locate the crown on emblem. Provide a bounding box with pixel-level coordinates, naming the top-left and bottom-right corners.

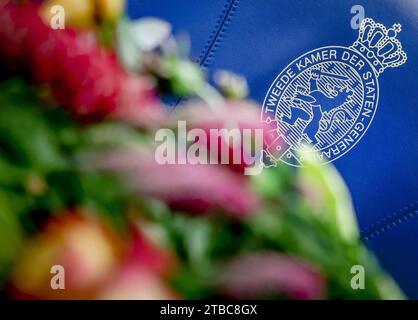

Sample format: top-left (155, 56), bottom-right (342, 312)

top-left (351, 18), bottom-right (407, 74)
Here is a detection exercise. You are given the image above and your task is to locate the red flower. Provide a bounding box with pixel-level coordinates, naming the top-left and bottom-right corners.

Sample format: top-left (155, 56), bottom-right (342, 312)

top-left (0, 2), bottom-right (43, 69)
top-left (0, 2), bottom-right (161, 123)
top-left (98, 224), bottom-right (178, 299)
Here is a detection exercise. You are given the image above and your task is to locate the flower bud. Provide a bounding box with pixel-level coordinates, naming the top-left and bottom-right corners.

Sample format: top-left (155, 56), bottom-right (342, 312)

top-left (41, 0), bottom-right (95, 30)
top-left (96, 0), bottom-right (126, 24)
top-left (10, 211), bottom-right (121, 299)
top-left (41, 0), bottom-right (125, 30)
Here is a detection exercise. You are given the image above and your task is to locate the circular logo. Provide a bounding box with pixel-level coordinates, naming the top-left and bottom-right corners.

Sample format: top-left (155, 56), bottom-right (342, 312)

top-left (261, 46), bottom-right (379, 166)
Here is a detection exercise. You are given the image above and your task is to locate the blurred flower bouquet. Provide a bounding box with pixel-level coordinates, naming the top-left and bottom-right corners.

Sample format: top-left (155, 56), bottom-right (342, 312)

top-left (0, 1), bottom-right (404, 299)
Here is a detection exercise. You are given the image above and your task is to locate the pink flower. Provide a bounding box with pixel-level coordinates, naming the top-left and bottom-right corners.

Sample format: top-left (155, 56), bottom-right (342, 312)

top-left (113, 74), bottom-right (164, 126)
top-left (98, 266), bottom-right (177, 300)
top-left (170, 101), bottom-right (277, 173)
top-left (96, 148), bottom-right (260, 218)
top-left (219, 252), bottom-right (326, 300)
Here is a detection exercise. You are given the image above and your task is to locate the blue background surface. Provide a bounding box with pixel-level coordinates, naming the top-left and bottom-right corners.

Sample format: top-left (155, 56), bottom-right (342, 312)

top-left (128, 0), bottom-right (418, 298)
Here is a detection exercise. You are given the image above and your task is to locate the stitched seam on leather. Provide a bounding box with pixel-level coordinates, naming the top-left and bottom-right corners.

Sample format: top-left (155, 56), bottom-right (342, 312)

top-left (361, 201), bottom-right (418, 237)
top-left (171, 0), bottom-right (240, 109)
top-left (361, 202), bottom-right (418, 241)
top-left (362, 201), bottom-right (418, 233)
top-left (196, 0), bottom-right (230, 65)
top-left (197, 0), bottom-right (240, 67)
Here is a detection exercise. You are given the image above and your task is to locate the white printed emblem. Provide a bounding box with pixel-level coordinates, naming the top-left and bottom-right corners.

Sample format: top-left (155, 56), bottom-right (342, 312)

top-left (261, 18), bottom-right (407, 166)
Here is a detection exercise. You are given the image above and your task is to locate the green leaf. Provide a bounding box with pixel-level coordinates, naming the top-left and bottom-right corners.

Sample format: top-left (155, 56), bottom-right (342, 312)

top-left (0, 78), bottom-right (66, 171)
top-left (251, 164), bottom-right (293, 199)
top-left (297, 153), bottom-right (359, 243)
top-left (0, 190), bottom-right (23, 286)
top-left (161, 56), bottom-right (205, 96)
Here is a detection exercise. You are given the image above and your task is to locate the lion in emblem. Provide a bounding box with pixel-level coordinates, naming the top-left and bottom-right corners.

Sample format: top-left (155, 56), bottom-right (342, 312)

top-left (282, 68), bottom-right (354, 146)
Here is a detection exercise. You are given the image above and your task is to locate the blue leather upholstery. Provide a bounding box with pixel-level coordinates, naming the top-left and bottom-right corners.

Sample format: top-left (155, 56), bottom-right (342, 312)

top-left (128, 0), bottom-right (418, 298)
